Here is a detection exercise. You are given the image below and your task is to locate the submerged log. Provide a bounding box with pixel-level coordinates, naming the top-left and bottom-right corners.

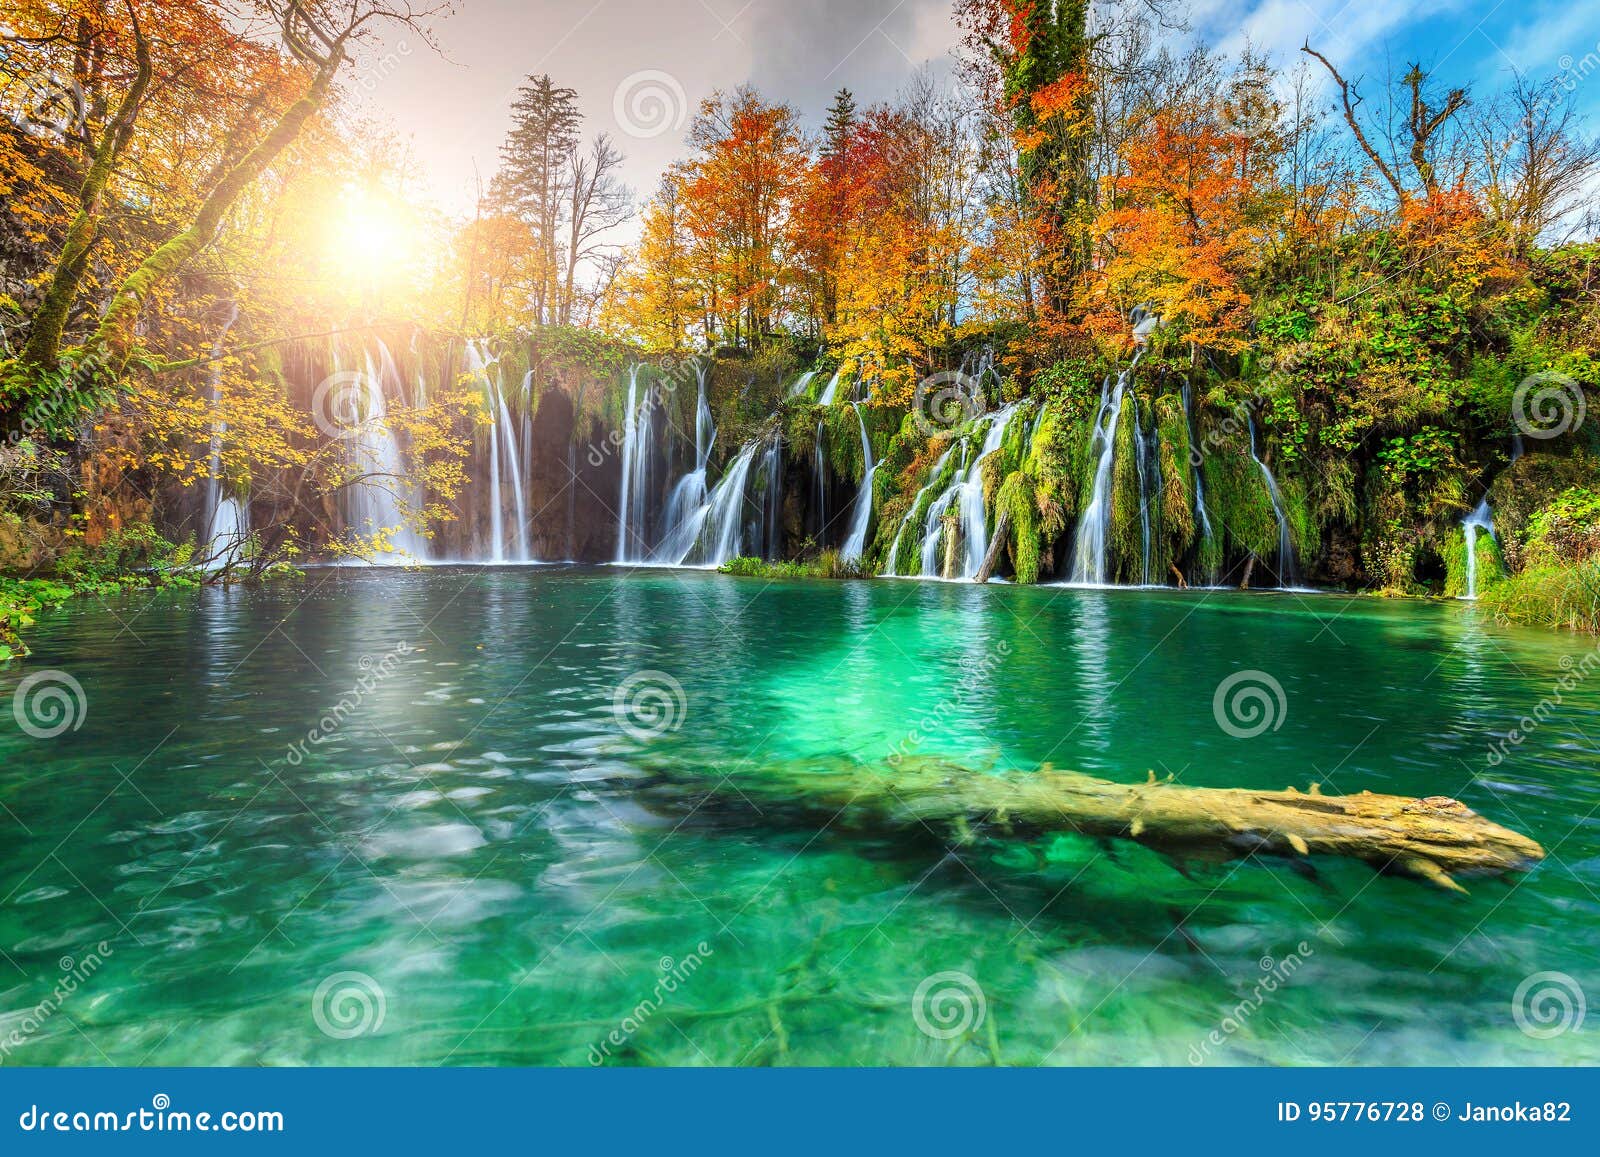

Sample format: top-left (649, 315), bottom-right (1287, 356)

top-left (642, 755), bottom-right (1544, 893)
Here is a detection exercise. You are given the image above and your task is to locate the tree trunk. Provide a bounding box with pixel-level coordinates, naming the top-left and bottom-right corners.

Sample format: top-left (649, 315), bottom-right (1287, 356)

top-left (975, 507), bottom-right (1011, 584)
top-left (20, 20), bottom-right (153, 370)
top-left (638, 755), bottom-right (1544, 893)
top-left (85, 49), bottom-right (344, 374)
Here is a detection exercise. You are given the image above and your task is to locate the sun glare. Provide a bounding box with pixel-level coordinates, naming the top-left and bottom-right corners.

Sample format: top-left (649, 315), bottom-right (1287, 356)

top-left (330, 187), bottom-right (410, 278)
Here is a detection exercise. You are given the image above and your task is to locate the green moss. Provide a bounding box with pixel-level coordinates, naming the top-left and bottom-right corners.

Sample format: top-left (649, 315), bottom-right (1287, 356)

top-left (1522, 486), bottom-right (1600, 569)
top-left (1197, 416), bottom-right (1281, 573)
top-left (1109, 395), bottom-right (1143, 583)
top-left (997, 471), bottom-right (1043, 583)
top-left (1153, 395), bottom-right (1195, 575)
top-left (882, 442), bottom-right (964, 575)
top-left (1488, 451), bottom-right (1600, 571)
top-left (1442, 524), bottom-right (1506, 598)
top-left (0, 577), bottom-right (73, 661)
top-left (1024, 403), bottom-right (1086, 542)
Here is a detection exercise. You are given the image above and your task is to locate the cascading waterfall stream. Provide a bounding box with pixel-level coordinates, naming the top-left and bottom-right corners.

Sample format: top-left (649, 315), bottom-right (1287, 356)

top-left (651, 367), bottom-right (718, 564)
top-left (1462, 498), bottom-right (1496, 601)
top-left (615, 365), bottom-right (653, 563)
top-left (909, 403), bottom-right (1023, 580)
top-left (883, 444), bottom-right (956, 576)
top-left (1132, 397), bottom-right (1161, 585)
top-left (341, 337), bottom-right (430, 563)
top-left (839, 403), bottom-right (878, 563)
top-left (494, 368), bottom-right (531, 562)
top-left (202, 303), bottom-right (249, 571)
top-left (1068, 350), bottom-right (1145, 585)
top-left (614, 361), bottom-right (788, 569)
top-left (459, 339), bottom-right (535, 564)
top-left (1246, 414), bottom-right (1297, 587)
top-left (1183, 381), bottom-right (1216, 561)
top-left (813, 420), bottom-right (828, 537)
top-left (818, 370), bottom-right (843, 406)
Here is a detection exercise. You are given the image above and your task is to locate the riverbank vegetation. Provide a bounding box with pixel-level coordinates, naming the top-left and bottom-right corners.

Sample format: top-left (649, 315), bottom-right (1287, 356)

top-left (0, 0), bottom-right (1597, 641)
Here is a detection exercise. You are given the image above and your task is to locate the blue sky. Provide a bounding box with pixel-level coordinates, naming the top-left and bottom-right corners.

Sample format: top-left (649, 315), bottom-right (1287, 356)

top-left (357, 0), bottom-right (1600, 211)
top-left (1196, 0), bottom-right (1596, 94)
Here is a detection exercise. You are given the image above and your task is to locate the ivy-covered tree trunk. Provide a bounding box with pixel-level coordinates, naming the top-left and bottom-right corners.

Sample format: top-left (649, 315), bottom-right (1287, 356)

top-left (19, 21), bottom-right (153, 371)
top-left (85, 50), bottom-right (344, 375)
top-left (1005, 0), bottom-right (1092, 309)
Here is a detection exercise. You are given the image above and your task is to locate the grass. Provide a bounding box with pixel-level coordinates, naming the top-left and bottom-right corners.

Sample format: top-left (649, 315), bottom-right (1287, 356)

top-left (1480, 561), bottom-right (1600, 633)
top-left (718, 550), bottom-right (873, 580)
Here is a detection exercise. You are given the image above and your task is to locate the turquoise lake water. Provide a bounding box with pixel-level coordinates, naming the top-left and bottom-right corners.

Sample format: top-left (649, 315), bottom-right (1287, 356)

top-left (0, 568), bottom-right (1595, 1065)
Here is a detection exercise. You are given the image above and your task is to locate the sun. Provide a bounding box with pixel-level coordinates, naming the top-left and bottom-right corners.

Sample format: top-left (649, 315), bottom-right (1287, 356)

top-left (329, 185), bottom-right (411, 279)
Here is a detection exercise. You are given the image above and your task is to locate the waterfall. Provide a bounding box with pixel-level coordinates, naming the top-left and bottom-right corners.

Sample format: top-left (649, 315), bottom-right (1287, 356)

top-left (1183, 381), bottom-right (1215, 553)
top-left (760, 435), bottom-right (783, 552)
top-left (839, 403), bottom-right (877, 562)
top-left (654, 437), bottom-right (767, 567)
top-left (1462, 497), bottom-right (1496, 600)
top-left (615, 365), bottom-right (654, 563)
top-left (907, 403), bottom-right (1023, 579)
top-left (882, 444), bottom-right (956, 575)
top-left (787, 370), bottom-right (817, 399)
top-left (813, 420), bottom-right (828, 539)
top-left (487, 399), bottom-right (502, 560)
top-left (494, 369), bottom-right (530, 562)
top-left (202, 303), bottom-right (250, 572)
top-left (1068, 350), bottom-right (1145, 585)
top-left (1246, 414), bottom-right (1297, 587)
top-left (460, 340), bottom-right (534, 563)
top-left (818, 369), bottom-right (843, 406)
top-left (1132, 396), bottom-right (1161, 585)
top-left (341, 338), bottom-right (429, 563)
top-left (650, 366), bottom-right (719, 564)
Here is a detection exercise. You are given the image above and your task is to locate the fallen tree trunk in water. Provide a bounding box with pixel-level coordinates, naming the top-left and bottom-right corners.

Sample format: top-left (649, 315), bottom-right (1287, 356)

top-left (641, 756), bottom-right (1544, 893)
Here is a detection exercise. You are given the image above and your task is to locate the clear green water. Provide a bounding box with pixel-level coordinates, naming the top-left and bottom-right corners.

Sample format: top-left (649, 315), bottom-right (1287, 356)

top-left (1, 569), bottom-right (1597, 1066)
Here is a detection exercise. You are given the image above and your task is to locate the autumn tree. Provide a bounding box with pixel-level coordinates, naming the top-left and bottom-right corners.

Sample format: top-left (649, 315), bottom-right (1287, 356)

top-left (1087, 55), bottom-right (1285, 350)
top-left (681, 87), bottom-right (809, 349)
